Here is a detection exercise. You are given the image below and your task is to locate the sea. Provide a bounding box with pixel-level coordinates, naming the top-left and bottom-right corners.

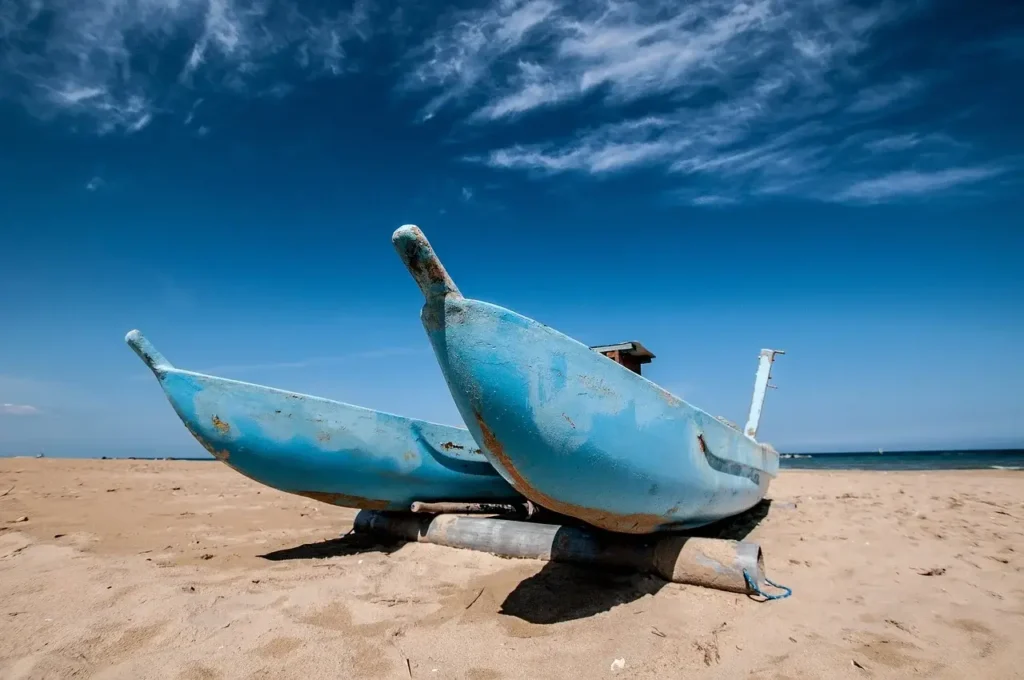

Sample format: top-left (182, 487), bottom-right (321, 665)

top-left (778, 449), bottom-right (1024, 471)
top-left (8, 448), bottom-right (1017, 471)
top-left (4, 448), bottom-right (1024, 471)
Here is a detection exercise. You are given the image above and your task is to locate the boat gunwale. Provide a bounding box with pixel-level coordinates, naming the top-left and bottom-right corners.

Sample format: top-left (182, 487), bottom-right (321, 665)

top-left (435, 297), bottom-right (780, 477)
top-left (130, 339), bottom-right (477, 437)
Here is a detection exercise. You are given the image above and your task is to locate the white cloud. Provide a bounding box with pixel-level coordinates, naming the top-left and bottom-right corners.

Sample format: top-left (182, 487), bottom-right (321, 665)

top-left (401, 0), bottom-right (558, 120)
top-left (200, 347), bottom-right (425, 375)
top-left (461, 186), bottom-right (473, 201)
top-left (470, 61), bottom-right (576, 121)
top-left (406, 0), bottom-right (950, 201)
top-left (689, 195), bottom-right (737, 207)
top-left (0, 0), bottom-right (374, 134)
top-left (861, 132), bottom-right (963, 154)
top-left (4, 0), bottom-right (1014, 205)
top-left (479, 115), bottom-right (685, 174)
top-left (2, 404), bottom-right (40, 416)
top-left (833, 167), bottom-right (1005, 203)
top-left (407, 0), bottom-right (1014, 203)
top-left (410, 0), bottom-right (899, 123)
top-left (863, 133), bottom-right (923, 153)
top-left (85, 176), bottom-right (104, 191)
top-left (847, 77), bottom-right (921, 114)
top-left (988, 32), bottom-right (1024, 61)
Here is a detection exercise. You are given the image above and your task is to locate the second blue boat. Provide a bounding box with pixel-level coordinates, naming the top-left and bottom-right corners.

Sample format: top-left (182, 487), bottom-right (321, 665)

top-left (393, 225), bottom-right (782, 534)
top-left (127, 330), bottom-right (521, 510)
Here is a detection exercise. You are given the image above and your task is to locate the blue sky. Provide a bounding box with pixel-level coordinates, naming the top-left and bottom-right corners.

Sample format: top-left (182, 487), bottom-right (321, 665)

top-left (1, 0), bottom-right (1022, 457)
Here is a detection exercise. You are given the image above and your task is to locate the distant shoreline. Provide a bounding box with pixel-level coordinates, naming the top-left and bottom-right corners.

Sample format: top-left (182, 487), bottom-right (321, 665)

top-left (3, 447), bottom-right (1022, 460)
top-left (3, 448), bottom-right (1023, 471)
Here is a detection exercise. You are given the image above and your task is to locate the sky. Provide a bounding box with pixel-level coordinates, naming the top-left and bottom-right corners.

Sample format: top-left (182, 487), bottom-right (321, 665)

top-left (1, 0), bottom-right (1022, 458)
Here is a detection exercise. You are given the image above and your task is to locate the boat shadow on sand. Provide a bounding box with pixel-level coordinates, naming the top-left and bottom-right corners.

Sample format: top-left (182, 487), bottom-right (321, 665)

top-left (259, 530), bottom-right (406, 561)
top-left (258, 499), bottom-right (773, 625)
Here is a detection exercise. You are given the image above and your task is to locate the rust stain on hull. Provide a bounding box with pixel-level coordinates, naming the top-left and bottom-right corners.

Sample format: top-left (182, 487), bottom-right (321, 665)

top-left (656, 388), bottom-right (682, 407)
top-left (473, 412), bottom-right (669, 534)
top-left (294, 490), bottom-right (390, 510)
top-left (184, 423), bottom-right (230, 462)
top-left (211, 415), bottom-right (230, 434)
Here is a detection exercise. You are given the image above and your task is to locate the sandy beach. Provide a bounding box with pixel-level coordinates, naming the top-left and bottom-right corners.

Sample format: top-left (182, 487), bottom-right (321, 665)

top-left (1, 459), bottom-right (1022, 679)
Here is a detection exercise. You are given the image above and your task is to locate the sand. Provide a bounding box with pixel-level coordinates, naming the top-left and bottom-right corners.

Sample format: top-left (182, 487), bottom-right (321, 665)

top-left (1, 460), bottom-right (1022, 679)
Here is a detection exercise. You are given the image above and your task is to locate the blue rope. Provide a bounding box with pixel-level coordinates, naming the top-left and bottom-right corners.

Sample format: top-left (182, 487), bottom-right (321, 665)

top-left (743, 570), bottom-right (792, 601)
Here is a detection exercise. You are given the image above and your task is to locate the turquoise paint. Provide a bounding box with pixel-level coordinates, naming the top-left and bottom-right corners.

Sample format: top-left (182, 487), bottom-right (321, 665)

top-left (126, 330), bottom-right (521, 510)
top-left (393, 225), bottom-right (780, 534)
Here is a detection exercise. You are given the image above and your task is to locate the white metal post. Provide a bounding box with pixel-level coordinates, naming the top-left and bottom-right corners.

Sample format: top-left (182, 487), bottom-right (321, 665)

top-left (744, 348), bottom-right (785, 439)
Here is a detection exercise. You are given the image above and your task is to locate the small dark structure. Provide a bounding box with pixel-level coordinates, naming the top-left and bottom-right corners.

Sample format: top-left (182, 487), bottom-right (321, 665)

top-left (589, 341), bottom-right (655, 375)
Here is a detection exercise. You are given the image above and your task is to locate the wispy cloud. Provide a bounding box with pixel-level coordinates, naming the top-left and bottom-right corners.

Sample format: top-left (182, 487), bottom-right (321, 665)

top-left (2, 403), bottom-right (40, 416)
top-left (987, 31), bottom-right (1024, 61)
top-left (199, 346), bottom-right (427, 376)
top-left (4, 0), bottom-right (1016, 204)
top-left (833, 166), bottom-right (1006, 203)
top-left (85, 176), bottom-right (104, 191)
top-left (860, 132), bottom-right (965, 154)
top-left (405, 0), bottom-right (1017, 204)
top-left (410, 0), bottom-right (826, 123)
top-left (687, 194), bottom-right (738, 207)
top-left (401, 0), bottom-right (558, 121)
top-left (863, 134), bottom-right (924, 153)
top-left (478, 116), bottom-right (683, 174)
top-left (126, 346), bottom-right (429, 382)
top-left (847, 78), bottom-right (921, 114)
top-left (0, 375), bottom-right (107, 416)
top-left (0, 0), bottom-right (374, 134)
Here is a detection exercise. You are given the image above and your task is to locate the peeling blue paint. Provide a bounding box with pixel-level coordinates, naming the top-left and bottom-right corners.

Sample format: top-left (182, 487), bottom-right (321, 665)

top-left (126, 330), bottom-right (521, 510)
top-left (393, 225), bottom-right (780, 534)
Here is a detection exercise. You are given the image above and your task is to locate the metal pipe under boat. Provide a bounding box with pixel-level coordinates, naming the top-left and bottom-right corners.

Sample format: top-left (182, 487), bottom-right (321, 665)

top-left (354, 510), bottom-right (767, 595)
top-left (409, 501), bottom-right (538, 517)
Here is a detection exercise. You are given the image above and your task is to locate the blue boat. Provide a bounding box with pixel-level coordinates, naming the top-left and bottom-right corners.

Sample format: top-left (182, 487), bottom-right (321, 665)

top-left (392, 225), bottom-right (783, 534)
top-left (126, 330), bottom-right (521, 510)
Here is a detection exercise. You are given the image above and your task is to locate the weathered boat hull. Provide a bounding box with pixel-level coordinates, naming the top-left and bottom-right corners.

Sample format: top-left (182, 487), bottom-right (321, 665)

top-left (126, 330), bottom-right (521, 510)
top-left (393, 225), bottom-right (779, 534)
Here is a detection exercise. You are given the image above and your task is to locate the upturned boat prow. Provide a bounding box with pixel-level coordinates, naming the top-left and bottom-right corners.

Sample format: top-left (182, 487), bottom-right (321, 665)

top-left (126, 329), bottom-right (173, 376)
top-left (392, 224), bottom-right (462, 303)
top-left (394, 226), bottom-right (782, 535)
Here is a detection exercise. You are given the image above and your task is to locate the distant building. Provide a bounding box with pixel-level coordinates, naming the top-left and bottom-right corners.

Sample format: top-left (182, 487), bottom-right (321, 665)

top-left (589, 341), bottom-right (655, 375)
